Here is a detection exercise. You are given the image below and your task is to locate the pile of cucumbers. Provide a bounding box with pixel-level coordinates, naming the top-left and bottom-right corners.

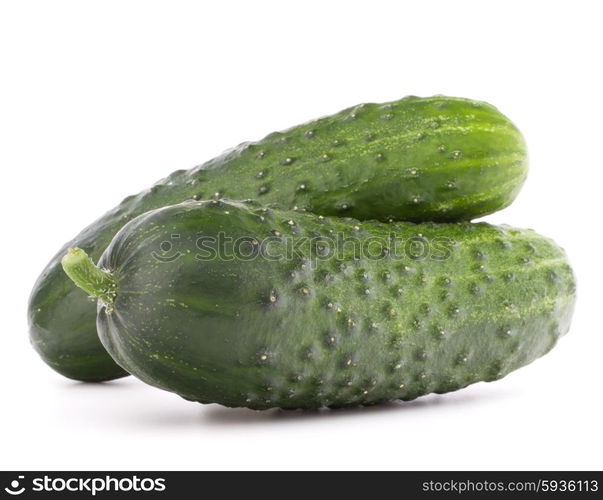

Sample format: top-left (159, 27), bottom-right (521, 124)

top-left (29, 96), bottom-right (576, 410)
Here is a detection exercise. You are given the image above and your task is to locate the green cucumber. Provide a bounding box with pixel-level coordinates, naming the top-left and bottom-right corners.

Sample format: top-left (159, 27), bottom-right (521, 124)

top-left (30, 95), bottom-right (528, 381)
top-left (62, 200), bottom-right (574, 409)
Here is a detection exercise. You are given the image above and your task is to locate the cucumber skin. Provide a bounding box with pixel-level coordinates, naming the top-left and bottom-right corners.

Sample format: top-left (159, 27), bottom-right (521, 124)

top-left (28, 95), bottom-right (527, 381)
top-left (94, 200), bottom-right (574, 409)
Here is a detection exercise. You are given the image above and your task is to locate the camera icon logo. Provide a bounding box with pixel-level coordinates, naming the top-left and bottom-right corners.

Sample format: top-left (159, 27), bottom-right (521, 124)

top-left (151, 234), bottom-right (183, 262)
top-left (4, 476), bottom-right (25, 495)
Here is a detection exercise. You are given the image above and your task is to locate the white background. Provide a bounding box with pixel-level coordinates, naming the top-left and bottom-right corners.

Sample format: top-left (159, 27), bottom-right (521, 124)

top-left (1, 0), bottom-right (601, 471)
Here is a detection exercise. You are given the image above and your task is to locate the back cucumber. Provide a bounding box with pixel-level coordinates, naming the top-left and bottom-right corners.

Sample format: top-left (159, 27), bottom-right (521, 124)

top-left (62, 200), bottom-right (574, 409)
top-left (30, 95), bottom-right (527, 381)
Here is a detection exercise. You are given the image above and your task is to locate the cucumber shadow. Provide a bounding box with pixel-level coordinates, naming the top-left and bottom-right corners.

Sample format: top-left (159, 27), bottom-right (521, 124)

top-left (61, 377), bottom-right (515, 427)
top-left (65, 377), bottom-right (140, 391)
top-left (198, 384), bottom-right (515, 426)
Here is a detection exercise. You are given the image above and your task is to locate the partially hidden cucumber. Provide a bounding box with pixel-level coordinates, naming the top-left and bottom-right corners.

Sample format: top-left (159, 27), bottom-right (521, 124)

top-left (30, 95), bottom-right (528, 381)
top-left (62, 200), bottom-right (574, 409)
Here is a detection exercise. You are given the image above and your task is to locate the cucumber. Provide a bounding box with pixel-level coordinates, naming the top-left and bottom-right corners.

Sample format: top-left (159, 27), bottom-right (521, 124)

top-left (62, 200), bottom-right (574, 409)
top-left (30, 95), bottom-right (528, 381)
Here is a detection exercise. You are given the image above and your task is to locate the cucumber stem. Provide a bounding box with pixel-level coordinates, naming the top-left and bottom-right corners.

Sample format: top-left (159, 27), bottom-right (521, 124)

top-left (61, 248), bottom-right (116, 305)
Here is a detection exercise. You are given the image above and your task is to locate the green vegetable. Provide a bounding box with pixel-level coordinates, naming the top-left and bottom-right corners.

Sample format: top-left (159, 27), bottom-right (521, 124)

top-left (30, 95), bottom-right (528, 381)
top-left (62, 200), bottom-right (574, 409)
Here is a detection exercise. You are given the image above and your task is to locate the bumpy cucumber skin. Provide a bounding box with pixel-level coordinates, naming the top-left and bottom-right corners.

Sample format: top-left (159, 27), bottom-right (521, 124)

top-left (95, 200), bottom-right (574, 409)
top-left (29, 95), bottom-right (527, 381)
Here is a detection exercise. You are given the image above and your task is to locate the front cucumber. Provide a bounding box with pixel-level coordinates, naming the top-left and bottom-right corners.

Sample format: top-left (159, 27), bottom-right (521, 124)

top-left (62, 201), bottom-right (574, 409)
top-left (31, 95), bottom-right (528, 381)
